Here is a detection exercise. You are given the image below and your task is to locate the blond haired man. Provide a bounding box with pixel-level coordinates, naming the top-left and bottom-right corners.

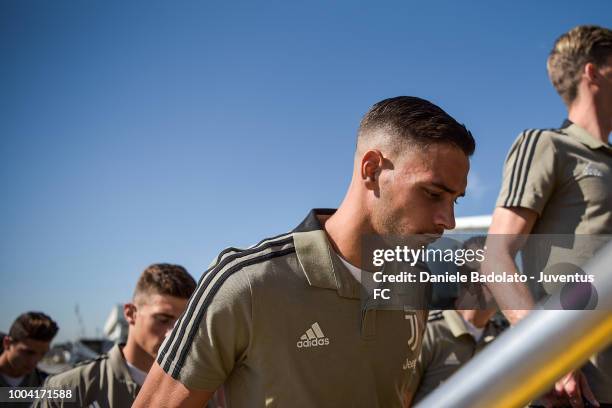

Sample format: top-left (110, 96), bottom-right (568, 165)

top-left (487, 25), bottom-right (612, 407)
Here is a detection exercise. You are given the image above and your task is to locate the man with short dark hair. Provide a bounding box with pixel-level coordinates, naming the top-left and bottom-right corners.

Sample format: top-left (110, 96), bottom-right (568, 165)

top-left (0, 312), bottom-right (59, 389)
top-left (135, 96), bottom-right (475, 407)
top-left (486, 25), bottom-right (612, 407)
top-left (36, 263), bottom-right (196, 408)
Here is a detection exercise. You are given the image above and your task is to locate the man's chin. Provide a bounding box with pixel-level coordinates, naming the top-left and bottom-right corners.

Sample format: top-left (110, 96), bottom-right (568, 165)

top-left (370, 231), bottom-right (442, 247)
top-left (414, 233), bottom-right (443, 245)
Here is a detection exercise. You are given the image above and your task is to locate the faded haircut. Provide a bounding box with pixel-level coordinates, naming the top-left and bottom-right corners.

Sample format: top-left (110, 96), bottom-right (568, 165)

top-left (357, 96), bottom-right (475, 158)
top-left (133, 263), bottom-right (196, 302)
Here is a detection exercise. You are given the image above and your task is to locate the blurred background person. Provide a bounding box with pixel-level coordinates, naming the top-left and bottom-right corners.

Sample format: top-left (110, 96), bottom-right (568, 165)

top-left (0, 312), bottom-right (59, 388)
top-left (36, 263), bottom-right (196, 408)
top-left (487, 24), bottom-right (612, 407)
top-left (409, 236), bottom-right (507, 405)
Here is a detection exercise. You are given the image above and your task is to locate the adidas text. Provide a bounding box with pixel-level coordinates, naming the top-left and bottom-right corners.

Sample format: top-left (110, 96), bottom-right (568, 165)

top-left (297, 338), bottom-right (330, 348)
top-left (297, 322), bottom-right (330, 349)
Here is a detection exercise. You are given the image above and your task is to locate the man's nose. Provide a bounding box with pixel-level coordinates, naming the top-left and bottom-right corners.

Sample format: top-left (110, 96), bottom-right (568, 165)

top-left (437, 204), bottom-right (456, 231)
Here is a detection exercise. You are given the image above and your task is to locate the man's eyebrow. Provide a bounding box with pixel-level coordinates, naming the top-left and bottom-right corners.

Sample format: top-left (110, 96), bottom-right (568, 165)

top-left (153, 313), bottom-right (176, 318)
top-left (429, 182), bottom-right (465, 197)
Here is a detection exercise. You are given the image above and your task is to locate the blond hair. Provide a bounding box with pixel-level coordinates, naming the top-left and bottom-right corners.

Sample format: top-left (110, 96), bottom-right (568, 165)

top-left (547, 25), bottom-right (612, 105)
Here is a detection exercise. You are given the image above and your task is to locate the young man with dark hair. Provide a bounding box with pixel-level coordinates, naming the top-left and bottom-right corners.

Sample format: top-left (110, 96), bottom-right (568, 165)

top-left (135, 96), bottom-right (475, 407)
top-left (0, 312), bottom-right (59, 388)
top-left (36, 263), bottom-right (196, 408)
top-left (486, 25), bottom-right (612, 407)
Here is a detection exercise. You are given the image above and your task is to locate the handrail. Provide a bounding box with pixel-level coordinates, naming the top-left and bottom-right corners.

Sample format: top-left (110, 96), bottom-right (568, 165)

top-left (415, 241), bottom-right (612, 408)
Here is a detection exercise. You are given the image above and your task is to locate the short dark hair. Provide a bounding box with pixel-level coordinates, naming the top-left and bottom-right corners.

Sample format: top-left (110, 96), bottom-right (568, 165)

top-left (461, 235), bottom-right (487, 273)
top-left (133, 263), bottom-right (196, 301)
top-left (8, 312), bottom-right (59, 343)
top-left (358, 96), bottom-right (475, 156)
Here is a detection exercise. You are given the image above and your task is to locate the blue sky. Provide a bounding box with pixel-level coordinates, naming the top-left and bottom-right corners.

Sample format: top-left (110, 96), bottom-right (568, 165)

top-left (1, 1), bottom-right (610, 342)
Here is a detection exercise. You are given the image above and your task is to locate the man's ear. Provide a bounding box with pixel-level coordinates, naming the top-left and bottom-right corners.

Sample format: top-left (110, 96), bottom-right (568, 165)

top-left (584, 62), bottom-right (599, 83)
top-left (361, 150), bottom-right (384, 189)
top-left (124, 303), bottom-right (137, 325)
top-left (2, 335), bottom-right (12, 351)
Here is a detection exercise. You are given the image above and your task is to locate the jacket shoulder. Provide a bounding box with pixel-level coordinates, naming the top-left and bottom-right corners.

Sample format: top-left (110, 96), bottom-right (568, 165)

top-left (45, 354), bottom-right (109, 387)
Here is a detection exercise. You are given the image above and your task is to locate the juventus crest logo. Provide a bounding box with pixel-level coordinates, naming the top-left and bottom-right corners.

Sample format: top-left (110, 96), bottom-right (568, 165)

top-left (404, 310), bottom-right (420, 351)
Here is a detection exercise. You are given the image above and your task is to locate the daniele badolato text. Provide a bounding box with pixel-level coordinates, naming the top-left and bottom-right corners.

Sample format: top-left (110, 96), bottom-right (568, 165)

top-left (370, 246), bottom-right (595, 285)
top-left (372, 270), bottom-right (594, 284)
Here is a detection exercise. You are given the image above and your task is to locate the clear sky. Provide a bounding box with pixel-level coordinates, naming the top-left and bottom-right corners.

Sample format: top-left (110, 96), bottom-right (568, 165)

top-left (1, 1), bottom-right (610, 342)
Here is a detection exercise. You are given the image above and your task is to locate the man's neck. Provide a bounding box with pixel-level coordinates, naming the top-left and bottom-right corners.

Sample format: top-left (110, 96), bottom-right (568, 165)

top-left (0, 353), bottom-right (22, 378)
top-left (568, 96), bottom-right (612, 144)
top-left (324, 197), bottom-right (370, 270)
top-left (122, 338), bottom-right (154, 373)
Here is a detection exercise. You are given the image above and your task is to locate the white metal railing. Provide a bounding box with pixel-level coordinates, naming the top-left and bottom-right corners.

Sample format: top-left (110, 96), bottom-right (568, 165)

top-left (415, 241), bottom-right (612, 408)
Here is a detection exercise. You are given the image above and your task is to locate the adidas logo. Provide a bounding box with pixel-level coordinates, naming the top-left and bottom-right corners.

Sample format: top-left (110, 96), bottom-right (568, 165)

top-left (581, 161), bottom-right (603, 177)
top-left (296, 322), bottom-right (330, 348)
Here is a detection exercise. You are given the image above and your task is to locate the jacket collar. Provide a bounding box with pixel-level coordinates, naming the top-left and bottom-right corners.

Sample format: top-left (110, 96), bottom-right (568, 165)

top-left (443, 310), bottom-right (471, 338)
top-left (109, 344), bottom-right (140, 392)
top-left (443, 310), bottom-right (498, 345)
top-left (293, 209), bottom-right (361, 299)
top-left (561, 119), bottom-right (612, 152)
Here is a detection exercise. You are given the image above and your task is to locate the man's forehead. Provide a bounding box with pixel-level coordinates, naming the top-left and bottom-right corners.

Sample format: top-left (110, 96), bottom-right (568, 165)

top-left (405, 145), bottom-right (468, 180)
top-left (404, 157), bottom-right (468, 183)
top-left (427, 179), bottom-right (466, 196)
